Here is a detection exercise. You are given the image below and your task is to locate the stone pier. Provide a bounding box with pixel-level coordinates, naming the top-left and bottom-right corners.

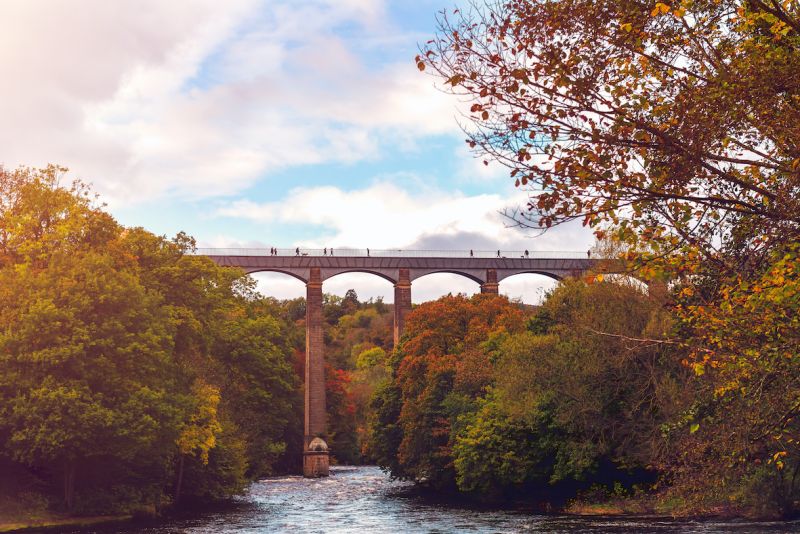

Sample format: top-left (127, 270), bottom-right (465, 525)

top-left (480, 268), bottom-right (499, 294)
top-left (393, 268), bottom-right (412, 347)
top-left (303, 267), bottom-right (329, 477)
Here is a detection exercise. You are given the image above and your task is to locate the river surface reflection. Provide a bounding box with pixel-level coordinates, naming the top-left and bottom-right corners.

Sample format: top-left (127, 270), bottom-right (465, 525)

top-left (68, 466), bottom-right (800, 533)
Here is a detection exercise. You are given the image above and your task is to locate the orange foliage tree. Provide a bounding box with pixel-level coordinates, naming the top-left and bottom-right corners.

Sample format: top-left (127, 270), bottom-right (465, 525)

top-left (369, 293), bottom-right (527, 489)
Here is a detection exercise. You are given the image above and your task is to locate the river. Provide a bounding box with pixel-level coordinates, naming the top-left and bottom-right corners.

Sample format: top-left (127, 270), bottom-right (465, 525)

top-left (66, 466), bottom-right (800, 533)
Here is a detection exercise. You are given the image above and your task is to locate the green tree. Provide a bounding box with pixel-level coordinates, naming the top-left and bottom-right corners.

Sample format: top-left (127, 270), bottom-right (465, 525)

top-left (120, 226), bottom-right (301, 483)
top-left (0, 247), bottom-right (181, 510)
top-left (453, 394), bottom-right (556, 497)
top-left (496, 279), bottom-right (685, 477)
top-left (211, 308), bottom-right (298, 479)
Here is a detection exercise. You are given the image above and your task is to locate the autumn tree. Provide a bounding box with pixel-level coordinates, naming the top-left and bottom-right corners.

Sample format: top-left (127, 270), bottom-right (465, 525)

top-left (368, 285), bottom-right (684, 498)
top-left (665, 245), bottom-right (800, 516)
top-left (419, 0), bottom-right (800, 513)
top-left (418, 0), bottom-right (799, 260)
top-left (368, 293), bottom-right (528, 489)
top-left (0, 168), bottom-right (182, 510)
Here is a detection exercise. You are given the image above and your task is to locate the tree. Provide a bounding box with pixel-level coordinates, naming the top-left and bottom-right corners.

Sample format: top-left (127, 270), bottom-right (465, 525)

top-left (368, 293), bottom-right (528, 489)
top-left (343, 289), bottom-right (360, 314)
top-left (418, 1), bottom-right (799, 264)
top-left (495, 280), bottom-right (686, 482)
top-left (452, 393), bottom-right (556, 496)
top-left (121, 226), bottom-right (301, 483)
top-left (0, 165), bottom-right (117, 269)
top-left (0, 245), bottom-right (181, 510)
top-left (665, 244), bottom-right (800, 516)
top-left (319, 294), bottom-right (394, 463)
top-left (368, 281), bottom-right (689, 500)
top-left (174, 380), bottom-right (222, 504)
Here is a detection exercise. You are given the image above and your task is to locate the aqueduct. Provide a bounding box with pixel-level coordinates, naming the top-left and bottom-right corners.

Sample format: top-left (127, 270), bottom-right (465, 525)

top-left (200, 248), bottom-right (603, 477)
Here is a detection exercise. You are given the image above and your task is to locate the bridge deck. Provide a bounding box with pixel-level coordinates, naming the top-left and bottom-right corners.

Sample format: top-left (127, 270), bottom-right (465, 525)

top-left (196, 247), bottom-right (592, 259)
top-left (197, 249), bottom-right (602, 284)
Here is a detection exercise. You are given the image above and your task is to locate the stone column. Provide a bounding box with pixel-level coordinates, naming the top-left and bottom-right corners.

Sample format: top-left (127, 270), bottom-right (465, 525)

top-left (393, 268), bottom-right (412, 348)
top-left (480, 268), bottom-right (499, 294)
top-left (304, 267), bottom-right (329, 477)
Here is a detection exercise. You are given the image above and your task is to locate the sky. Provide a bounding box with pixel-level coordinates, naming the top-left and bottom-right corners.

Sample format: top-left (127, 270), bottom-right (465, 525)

top-left (0, 0), bottom-right (593, 303)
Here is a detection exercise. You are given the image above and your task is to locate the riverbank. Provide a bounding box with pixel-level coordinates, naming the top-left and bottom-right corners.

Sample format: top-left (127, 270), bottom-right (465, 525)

top-left (0, 514), bottom-right (132, 533)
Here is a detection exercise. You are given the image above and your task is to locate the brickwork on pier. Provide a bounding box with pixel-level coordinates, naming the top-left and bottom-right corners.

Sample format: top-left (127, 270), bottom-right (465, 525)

top-left (393, 268), bottom-right (412, 347)
top-left (480, 268), bottom-right (499, 294)
top-left (303, 268), bottom-right (327, 476)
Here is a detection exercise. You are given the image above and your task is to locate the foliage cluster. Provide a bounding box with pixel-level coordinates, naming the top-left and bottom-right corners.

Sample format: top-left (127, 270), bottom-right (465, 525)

top-left (368, 286), bottom-right (684, 502)
top-left (0, 166), bottom-right (300, 514)
top-left (224, 284), bottom-right (393, 466)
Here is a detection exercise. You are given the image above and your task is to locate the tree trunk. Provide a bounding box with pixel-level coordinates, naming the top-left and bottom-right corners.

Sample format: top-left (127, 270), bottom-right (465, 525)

top-left (63, 459), bottom-right (76, 512)
top-left (174, 455), bottom-right (185, 505)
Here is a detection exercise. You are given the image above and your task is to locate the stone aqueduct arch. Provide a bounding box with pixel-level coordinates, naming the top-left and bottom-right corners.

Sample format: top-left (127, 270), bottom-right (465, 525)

top-left (202, 251), bottom-right (602, 477)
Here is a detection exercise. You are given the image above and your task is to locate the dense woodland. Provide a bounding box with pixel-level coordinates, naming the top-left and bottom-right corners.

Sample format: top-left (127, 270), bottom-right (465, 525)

top-left (0, 167), bottom-right (304, 516)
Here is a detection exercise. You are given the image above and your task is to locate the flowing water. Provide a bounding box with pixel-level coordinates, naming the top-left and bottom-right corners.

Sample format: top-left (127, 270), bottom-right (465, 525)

top-left (65, 466), bottom-right (800, 533)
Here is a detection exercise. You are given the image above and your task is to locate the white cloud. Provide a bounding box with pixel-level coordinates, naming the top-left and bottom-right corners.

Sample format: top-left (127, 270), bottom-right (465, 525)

top-left (214, 180), bottom-right (595, 251)
top-left (0, 0), bottom-right (459, 204)
top-left (1, 1), bottom-right (585, 305)
top-left (0, 1), bottom-right (255, 198)
top-left (215, 181), bottom-right (517, 248)
top-left (454, 146), bottom-right (511, 184)
top-left (251, 269), bottom-right (557, 305)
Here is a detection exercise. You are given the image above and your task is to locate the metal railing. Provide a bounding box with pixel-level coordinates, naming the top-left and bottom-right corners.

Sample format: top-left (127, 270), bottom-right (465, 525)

top-left (194, 248), bottom-right (596, 259)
